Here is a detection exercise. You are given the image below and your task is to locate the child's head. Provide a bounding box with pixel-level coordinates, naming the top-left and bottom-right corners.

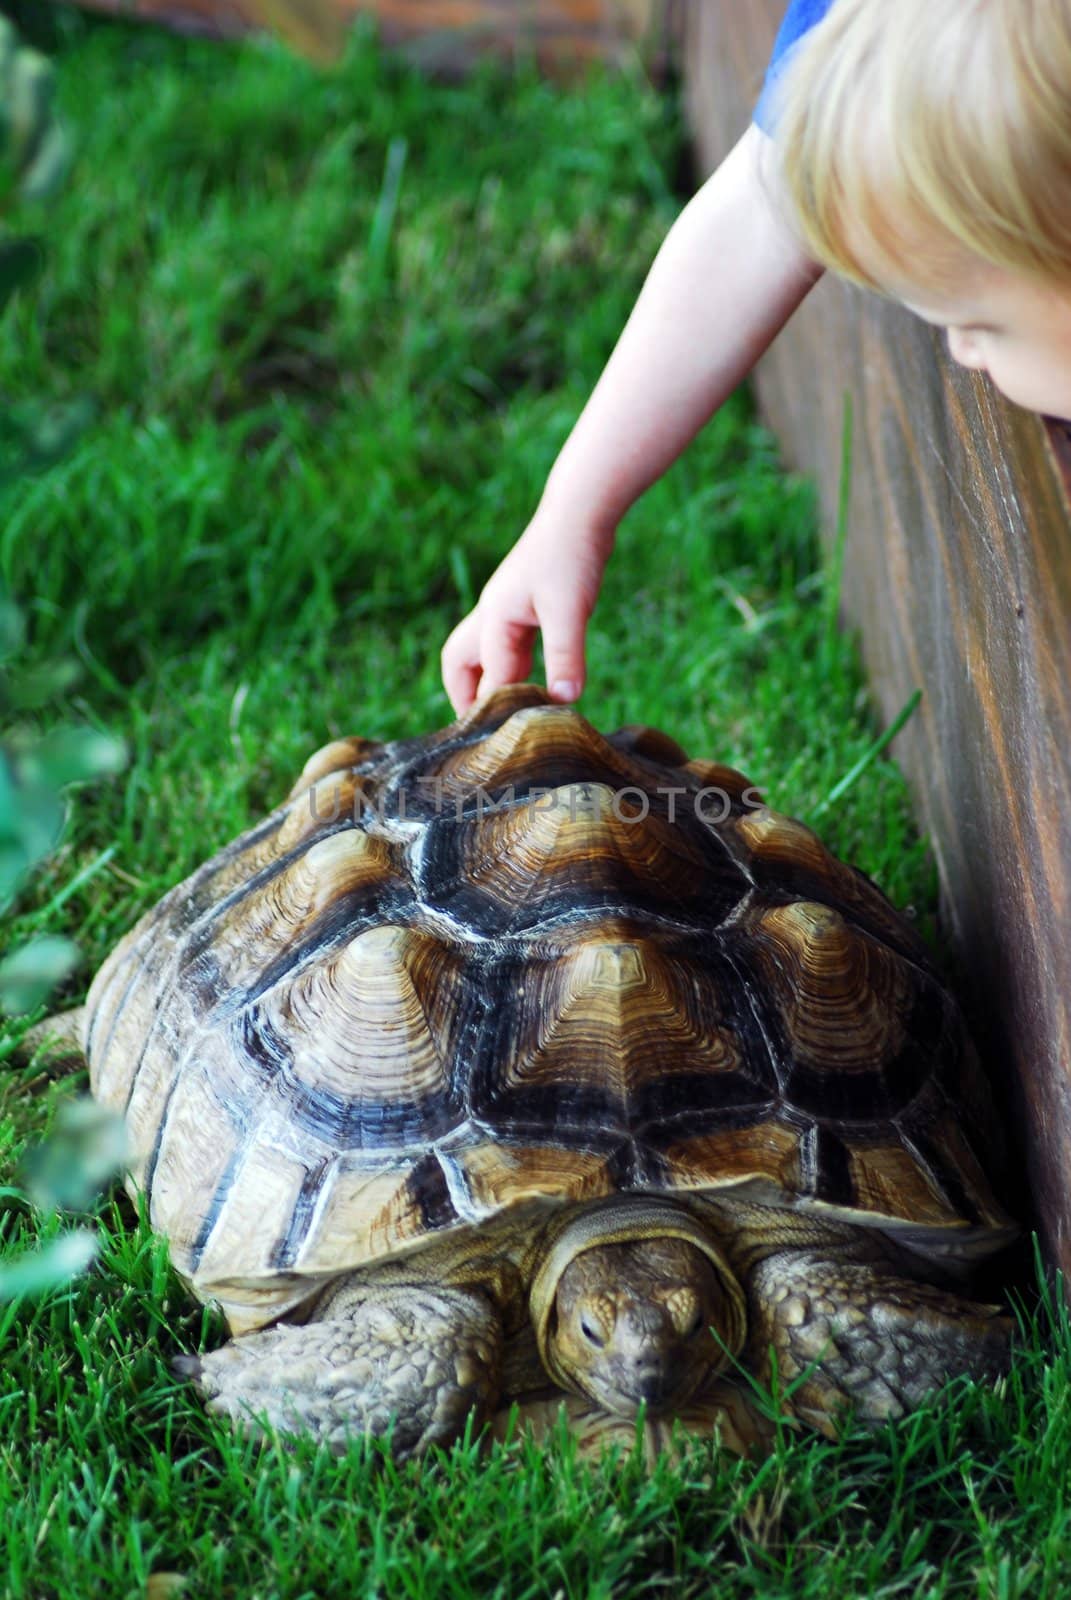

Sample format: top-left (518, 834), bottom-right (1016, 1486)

top-left (772, 0), bottom-right (1071, 418)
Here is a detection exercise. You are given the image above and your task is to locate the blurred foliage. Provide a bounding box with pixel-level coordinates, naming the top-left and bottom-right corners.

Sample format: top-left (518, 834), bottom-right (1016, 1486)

top-left (20, 1092), bottom-right (127, 1212)
top-left (0, 14), bottom-right (69, 200)
top-left (0, 658), bottom-right (126, 1014)
top-left (0, 1226), bottom-right (97, 1298)
top-left (0, 11), bottom-right (124, 1019)
top-left (0, 11), bottom-right (124, 1302)
top-left (0, 1095), bottom-right (128, 1300)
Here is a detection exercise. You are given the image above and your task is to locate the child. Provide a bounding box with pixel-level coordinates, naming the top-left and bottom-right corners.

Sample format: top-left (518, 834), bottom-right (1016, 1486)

top-left (440, 0), bottom-right (1071, 715)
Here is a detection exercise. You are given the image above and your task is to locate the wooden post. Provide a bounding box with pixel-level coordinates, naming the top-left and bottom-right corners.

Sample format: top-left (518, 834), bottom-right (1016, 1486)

top-left (685, 0), bottom-right (1071, 1269)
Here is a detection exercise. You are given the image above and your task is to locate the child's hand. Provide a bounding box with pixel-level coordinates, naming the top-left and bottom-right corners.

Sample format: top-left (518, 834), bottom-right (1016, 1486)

top-left (441, 510), bottom-right (614, 716)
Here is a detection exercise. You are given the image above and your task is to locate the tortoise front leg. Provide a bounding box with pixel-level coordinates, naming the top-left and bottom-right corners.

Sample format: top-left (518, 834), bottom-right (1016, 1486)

top-left (745, 1250), bottom-right (1011, 1435)
top-left (177, 1278), bottom-right (503, 1458)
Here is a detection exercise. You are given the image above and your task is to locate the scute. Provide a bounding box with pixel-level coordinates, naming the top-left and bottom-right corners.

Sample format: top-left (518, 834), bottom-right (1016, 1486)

top-left (418, 781), bottom-right (748, 935)
top-left (86, 685), bottom-right (1012, 1331)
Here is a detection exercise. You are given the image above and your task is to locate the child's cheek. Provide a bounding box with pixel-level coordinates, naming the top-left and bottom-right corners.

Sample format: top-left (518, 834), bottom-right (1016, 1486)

top-left (984, 350), bottom-right (1071, 420)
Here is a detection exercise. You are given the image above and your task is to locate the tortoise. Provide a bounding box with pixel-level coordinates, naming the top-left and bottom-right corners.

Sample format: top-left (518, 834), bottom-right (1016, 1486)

top-left (65, 683), bottom-right (1015, 1458)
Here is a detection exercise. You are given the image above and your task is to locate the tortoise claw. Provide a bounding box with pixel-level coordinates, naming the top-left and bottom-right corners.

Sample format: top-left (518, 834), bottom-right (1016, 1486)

top-left (172, 1353), bottom-right (206, 1385)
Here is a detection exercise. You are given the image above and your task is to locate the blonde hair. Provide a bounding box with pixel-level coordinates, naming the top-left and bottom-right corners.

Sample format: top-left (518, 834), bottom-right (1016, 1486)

top-left (772, 0), bottom-right (1071, 291)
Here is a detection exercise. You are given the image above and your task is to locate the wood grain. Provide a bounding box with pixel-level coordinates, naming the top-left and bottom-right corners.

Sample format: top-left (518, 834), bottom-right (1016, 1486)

top-left (685, 0), bottom-right (1071, 1271)
top-left (70, 0), bottom-right (672, 74)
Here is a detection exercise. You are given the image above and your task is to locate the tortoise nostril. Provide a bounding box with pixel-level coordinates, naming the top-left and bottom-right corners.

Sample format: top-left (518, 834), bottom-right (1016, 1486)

top-left (636, 1372), bottom-right (669, 1405)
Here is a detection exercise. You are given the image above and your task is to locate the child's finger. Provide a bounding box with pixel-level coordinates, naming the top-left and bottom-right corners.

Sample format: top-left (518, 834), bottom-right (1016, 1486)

top-left (441, 618), bottom-right (484, 715)
top-left (479, 617), bottom-right (536, 699)
top-left (540, 599), bottom-right (588, 704)
top-left (449, 661), bottom-right (483, 717)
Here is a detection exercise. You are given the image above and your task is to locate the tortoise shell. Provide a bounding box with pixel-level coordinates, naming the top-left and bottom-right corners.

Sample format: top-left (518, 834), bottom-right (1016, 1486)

top-left (85, 685), bottom-right (1010, 1332)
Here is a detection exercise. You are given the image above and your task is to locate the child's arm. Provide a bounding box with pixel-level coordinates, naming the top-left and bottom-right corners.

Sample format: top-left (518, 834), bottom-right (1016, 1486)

top-left (441, 123), bottom-right (823, 715)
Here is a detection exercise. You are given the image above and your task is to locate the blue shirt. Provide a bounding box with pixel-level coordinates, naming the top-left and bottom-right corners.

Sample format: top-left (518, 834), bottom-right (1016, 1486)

top-left (754, 0), bottom-right (833, 132)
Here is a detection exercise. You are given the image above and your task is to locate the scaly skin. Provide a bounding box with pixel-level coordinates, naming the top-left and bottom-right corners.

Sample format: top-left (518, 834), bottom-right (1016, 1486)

top-left (746, 1248), bottom-right (1012, 1434)
top-left (178, 1281), bottom-right (503, 1457)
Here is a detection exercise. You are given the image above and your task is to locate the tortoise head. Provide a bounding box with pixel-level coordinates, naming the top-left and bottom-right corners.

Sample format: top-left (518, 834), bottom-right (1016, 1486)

top-left (530, 1199), bottom-right (747, 1417)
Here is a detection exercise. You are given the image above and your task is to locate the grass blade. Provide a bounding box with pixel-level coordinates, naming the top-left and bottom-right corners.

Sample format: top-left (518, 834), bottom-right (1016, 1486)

top-left (812, 687), bottom-right (922, 817)
top-left (367, 136), bottom-right (408, 286)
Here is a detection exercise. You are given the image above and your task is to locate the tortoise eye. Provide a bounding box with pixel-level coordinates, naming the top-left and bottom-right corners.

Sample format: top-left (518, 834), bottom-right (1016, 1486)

top-left (688, 1310), bottom-right (707, 1338)
top-left (580, 1317), bottom-right (605, 1349)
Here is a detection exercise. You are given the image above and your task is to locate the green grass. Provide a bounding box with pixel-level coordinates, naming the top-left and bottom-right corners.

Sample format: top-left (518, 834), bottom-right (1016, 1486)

top-left (0, 14), bottom-right (1060, 1598)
